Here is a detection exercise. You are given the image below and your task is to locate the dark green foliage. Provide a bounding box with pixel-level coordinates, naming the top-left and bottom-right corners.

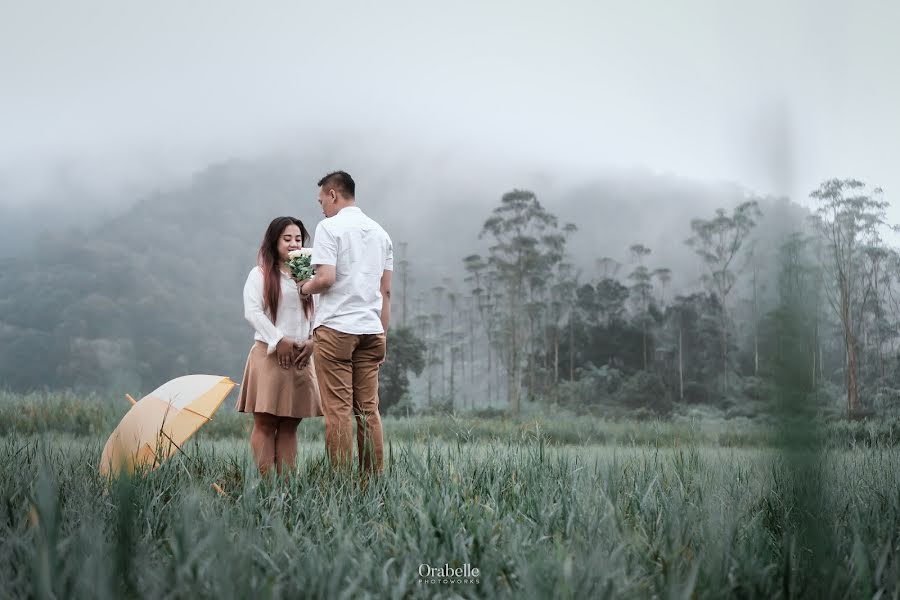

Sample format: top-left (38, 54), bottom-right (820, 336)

top-left (614, 371), bottom-right (672, 414)
top-left (379, 327), bottom-right (427, 414)
top-left (659, 293), bottom-right (727, 402)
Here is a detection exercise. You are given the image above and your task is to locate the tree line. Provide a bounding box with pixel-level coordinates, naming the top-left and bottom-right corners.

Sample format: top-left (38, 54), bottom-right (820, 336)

top-left (386, 179), bottom-right (898, 420)
top-left (1, 160), bottom-right (895, 421)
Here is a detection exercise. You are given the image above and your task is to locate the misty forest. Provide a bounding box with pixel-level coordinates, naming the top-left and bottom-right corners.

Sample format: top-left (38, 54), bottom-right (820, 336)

top-left (2, 160), bottom-right (897, 423)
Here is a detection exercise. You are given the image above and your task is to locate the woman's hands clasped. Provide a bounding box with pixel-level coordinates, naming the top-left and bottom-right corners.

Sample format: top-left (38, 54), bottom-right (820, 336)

top-left (275, 337), bottom-right (314, 369)
top-left (275, 337), bottom-right (297, 369)
top-left (293, 338), bottom-right (314, 369)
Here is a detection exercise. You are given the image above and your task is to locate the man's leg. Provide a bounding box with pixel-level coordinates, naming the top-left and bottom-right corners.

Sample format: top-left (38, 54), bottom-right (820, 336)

top-left (313, 326), bottom-right (357, 469)
top-left (351, 333), bottom-right (386, 473)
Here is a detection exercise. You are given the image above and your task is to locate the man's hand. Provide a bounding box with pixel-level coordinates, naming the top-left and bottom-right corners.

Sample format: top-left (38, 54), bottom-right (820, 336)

top-left (379, 269), bottom-right (392, 333)
top-left (297, 279), bottom-right (311, 300)
top-left (293, 338), bottom-right (314, 368)
top-left (275, 337), bottom-right (295, 369)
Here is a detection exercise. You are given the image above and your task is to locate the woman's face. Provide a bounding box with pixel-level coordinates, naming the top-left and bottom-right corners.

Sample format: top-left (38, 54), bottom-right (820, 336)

top-left (277, 224), bottom-right (303, 262)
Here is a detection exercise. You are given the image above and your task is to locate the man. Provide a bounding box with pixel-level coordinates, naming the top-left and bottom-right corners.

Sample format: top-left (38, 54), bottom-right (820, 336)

top-left (298, 171), bottom-right (392, 473)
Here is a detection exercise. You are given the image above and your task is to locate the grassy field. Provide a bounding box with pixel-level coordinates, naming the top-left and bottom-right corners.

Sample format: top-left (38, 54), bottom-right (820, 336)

top-left (2, 392), bottom-right (900, 598)
top-left (4, 388), bottom-right (900, 449)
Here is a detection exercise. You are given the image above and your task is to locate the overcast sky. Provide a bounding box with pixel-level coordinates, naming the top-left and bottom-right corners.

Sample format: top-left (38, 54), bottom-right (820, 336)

top-left (2, 0), bottom-right (898, 227)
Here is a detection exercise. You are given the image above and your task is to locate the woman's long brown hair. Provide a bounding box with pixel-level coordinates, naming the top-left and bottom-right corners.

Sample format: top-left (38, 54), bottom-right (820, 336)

top-left (257, 217), bottom-right (313, 323)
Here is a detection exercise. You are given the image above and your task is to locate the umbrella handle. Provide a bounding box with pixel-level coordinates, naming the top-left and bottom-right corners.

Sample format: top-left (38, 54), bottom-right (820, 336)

top-left (126, 394), bottom-right (137, 406)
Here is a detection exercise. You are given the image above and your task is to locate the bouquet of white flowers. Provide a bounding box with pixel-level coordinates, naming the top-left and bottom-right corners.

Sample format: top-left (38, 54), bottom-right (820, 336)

top-left (286, 248), bottom-right (315, 281)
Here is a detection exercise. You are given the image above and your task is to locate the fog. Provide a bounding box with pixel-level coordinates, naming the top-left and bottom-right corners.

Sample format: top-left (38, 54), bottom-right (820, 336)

top-left (2, 0), bottom-right (898, 228)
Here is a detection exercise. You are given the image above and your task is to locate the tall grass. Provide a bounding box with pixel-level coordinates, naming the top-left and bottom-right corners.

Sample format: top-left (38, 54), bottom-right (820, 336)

top-left (3, 390), bottom-right (900, 448)
top-left (1, 434), bottom-right (899, 598)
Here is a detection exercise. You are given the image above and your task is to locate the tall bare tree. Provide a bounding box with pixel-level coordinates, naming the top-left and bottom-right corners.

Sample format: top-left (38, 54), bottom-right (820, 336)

top-left (685, 201), bottom-right (761, 387)
top-left (810, 178), bottom-right (891, 416)
top-left (628, 244), bottom-right (654, 370)
top-left (477, 190), bottom-right (572, 413)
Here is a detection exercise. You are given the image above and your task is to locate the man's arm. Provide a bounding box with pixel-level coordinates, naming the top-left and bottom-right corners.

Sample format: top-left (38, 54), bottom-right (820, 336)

top-left (303, 221), bottom-right (337, 296)
top-left (379, 268), bottom-right (392, 333)
top-left (300, 265), bottom-right (336, 295)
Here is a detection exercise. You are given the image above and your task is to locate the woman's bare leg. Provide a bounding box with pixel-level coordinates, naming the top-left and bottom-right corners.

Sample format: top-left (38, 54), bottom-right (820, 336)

top-left (250, 412), bottom-right (279, 475)
top-left (274, 417), bottom-right (302, 474)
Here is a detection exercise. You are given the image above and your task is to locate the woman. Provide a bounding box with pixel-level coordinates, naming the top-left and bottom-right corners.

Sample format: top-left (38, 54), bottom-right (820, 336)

top-left (236, 216), bottom-right (322, 475)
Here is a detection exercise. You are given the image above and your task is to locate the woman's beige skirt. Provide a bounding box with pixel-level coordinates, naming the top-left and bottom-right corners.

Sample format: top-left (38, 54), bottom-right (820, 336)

top-left (236, 341), bottom-right (323, 418)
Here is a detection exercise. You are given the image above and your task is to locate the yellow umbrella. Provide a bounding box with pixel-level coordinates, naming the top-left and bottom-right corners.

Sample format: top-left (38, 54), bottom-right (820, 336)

top-left (100, 374), bottom-right (236, 476)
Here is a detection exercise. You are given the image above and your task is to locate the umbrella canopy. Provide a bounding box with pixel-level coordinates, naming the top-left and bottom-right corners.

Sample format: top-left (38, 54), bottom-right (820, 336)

top-left (100, 374), bottom-right (236, 476)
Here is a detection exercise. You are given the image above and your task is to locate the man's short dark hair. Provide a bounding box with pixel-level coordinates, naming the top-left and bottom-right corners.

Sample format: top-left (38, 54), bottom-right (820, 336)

top-left (318, 171), bottom-right (355, 198)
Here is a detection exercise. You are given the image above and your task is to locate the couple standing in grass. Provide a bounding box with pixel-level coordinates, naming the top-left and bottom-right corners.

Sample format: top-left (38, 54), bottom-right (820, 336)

top-left (235, 171), bottom-right (393, 476)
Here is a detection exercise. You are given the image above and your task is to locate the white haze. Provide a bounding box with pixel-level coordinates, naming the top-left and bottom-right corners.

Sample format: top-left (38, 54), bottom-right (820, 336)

top-left (1, 0), bottom-right (898, 236)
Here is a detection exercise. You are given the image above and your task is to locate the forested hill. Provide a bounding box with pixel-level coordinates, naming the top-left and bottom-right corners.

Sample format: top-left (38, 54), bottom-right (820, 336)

top-left (0, 153), bottom-right (808, 393)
